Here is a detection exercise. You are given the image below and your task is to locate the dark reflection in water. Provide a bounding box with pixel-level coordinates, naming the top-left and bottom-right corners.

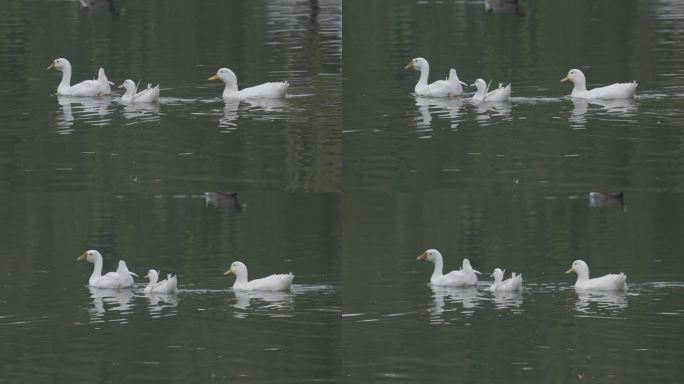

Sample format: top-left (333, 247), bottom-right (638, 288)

top-left (56, 96), bottom-right (113, 133)
top-left (574, 290), bottom-right (628, 315)
top-left (87, 286), bottom-right (135, 322)
top-left (231, 289), bottom-right (294, 317)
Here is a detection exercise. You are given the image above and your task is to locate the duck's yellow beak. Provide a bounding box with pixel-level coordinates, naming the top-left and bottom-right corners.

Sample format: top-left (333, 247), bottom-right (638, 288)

top-left (416, 251), bottom-right (427, 261)
top-left (47, 62), bottom-right (55, 70)
top-left (224, 268), bottom-right (233, 276)
top-left (208, 74), bottom-right (219, 81)
top-left (560, 76), bottom-right (569, 83)
top-left (565, 266), bottom-right (574, 274)
top-left (405, 61), bottom-right (414, 70)
top-left (77, 252), bottom-right (87, 261)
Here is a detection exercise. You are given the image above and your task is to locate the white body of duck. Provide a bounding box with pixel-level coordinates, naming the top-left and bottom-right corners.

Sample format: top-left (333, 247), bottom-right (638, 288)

top-left (143, 269), bottom-right (178, 294)
top-left (119, 79), bottom-right (160, 103)
top-left (224, 261), bottom-right (294, 291)
top-left (405, 58), bottom-right (466, 97)
top-left (561, 69), bottom-right (637, 99)
top-left (471, 78), bottom-right (511, 103)
top-left (488, 268), bottom-right (523, 292)
top-left (565, 260), bottom-right (627, 291)
top-left (417, 249), bottom-right (480, 287)
top-left (77, 250), bottom-right (137, 289)
top-left (208, 68), bottom-right (288, 99)
top-left (48, 58), bottom-right (112, 97)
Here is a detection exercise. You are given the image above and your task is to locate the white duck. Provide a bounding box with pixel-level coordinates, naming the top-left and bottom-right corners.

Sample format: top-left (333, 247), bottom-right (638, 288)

top-left (405, 57), bottom-right (466, 97)
top-left (77, 250), bottom-right (137, 289)
top-left (471, 78), bottom-right (511, 103)
top-left (561, 69), bottom-right (637, 99)
top-left (143, 269), bottom-right (178, 294)
top-left (488, 268), bottom-right (523, 292)
top-left (565, 260), bottom-right (627, 291)
top-left (118, 79), bottom-right (160, 103)
top-left (48, 58), bottom-right (112, 97)
top-left (224, 261), bottom-right (294, 291)
top-left (416, 249), bottom-right (480, 287)
top-left (208, 68), bottom-right (289, 99)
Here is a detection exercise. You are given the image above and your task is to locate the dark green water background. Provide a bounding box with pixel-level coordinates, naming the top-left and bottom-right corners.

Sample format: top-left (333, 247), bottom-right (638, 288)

top-left (1, 0), bottom-right (683, 382)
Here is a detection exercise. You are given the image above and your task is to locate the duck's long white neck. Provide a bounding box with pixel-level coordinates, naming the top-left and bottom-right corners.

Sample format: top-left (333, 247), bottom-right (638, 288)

top-left (415, 63), bottom-right (430, 91)
top-left (571, 76), bottom-right (587, 94)
top-left (575, 265), bottom-right (590, 282)
top-left (233, 269), bottom-right (249, 285)
top-left (431, 255), bottom-right (444, 279)
top-left (147, 273), bottom-right (159, 288)
top-left (89, 255), bottom-right (103, 280)
top-left (222, 78), bottom-right (239, 95)
top-left (58, 64), bottom-right (72, 93)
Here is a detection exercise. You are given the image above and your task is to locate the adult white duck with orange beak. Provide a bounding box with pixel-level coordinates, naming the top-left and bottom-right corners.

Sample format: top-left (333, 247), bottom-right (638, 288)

top-left (77, 250), bottom-right (137, 289)
top-left (416, 249), bottom-right (480, 287)
top-left (208, 68), bottom-right (289, 99)
top-left (224, 261), bottom-right (294, 291)
top-left (561, 69), bottom-right (637, 99)
top-left (405, 57), bottom-right (467, 98)
top-left (47, 58), bottom-right (112, 96)
top-left (565, 260), bottom-right (627, 291)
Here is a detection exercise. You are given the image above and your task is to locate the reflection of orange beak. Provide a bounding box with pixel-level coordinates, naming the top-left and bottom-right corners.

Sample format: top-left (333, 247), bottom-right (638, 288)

top-left (405, 61), bottom-right (414, 70)
top-left (560, 76), bottom-right (569, 83)
top-left (208, 74), bottom-right (219, 81)
top-left (77, 252), bottom-right (87, 261)
top-left (47, 62), bottom-right (55, 70)
top-left (416, 251), bottom-right (427, 261)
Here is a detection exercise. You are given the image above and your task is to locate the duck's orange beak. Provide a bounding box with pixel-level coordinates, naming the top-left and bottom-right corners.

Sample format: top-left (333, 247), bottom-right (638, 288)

top-left (560, 76), bottom-right (569, 83)
top-left (208, 74), bottom-right (219, 81)
top-left (565, 266), bottom-right (574, 274)
top-left (47, 62), bottom-right (55, 70)
top-left (416, 251), bottom-right (427, 261)
top-left (77, 252), bottom-right (87, 261)
top-left (405, 61), bottom-right (414, 70)
top-left (223, 268), bottom-right (233, 276)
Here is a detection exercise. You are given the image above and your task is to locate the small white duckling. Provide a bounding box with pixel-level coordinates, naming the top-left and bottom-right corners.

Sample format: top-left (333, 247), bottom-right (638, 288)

top-left (488, 268), bottom-right (523, 292)
top-left (471, 78), bottom-right (511, 103)
top-left (118, 79), bottom-right (160, 103)
top-left (143, 269), bottom-right (178, 294)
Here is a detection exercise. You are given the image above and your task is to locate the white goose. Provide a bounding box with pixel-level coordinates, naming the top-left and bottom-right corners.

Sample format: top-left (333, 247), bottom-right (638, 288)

top-left (561, 69), bottom-right (637, 99)
top-left (565, 260), bottom-right (627, 291)
top-left (143, 269), bottom-right (178, 294)
top-left (405, 57), bottom-right (466, 97)
top-left (488, 268), bottom-right (523, 292)
top-left (119, 79), bottom-right (160, 103)
top-left (48, 58), bottom-right (112, 97)
top-left (208, 68), bottom-right (289, 99)
top-left (77, 250), bottom-right (137, 289)
top-left (416, 249), bottom-right (480, 287)
top-left (224, 261), bottom-right (294, 291)
top-left (471, 78), bottom-right (511, 103)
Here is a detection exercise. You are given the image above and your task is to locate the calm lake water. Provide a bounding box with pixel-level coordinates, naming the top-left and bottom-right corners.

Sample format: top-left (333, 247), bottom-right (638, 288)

top-left (0, 0), bottom-right (341, 382)
top-left (342, 0), bottom-right (684, 383)
top-left (2, 0), bottom-right (684, 383)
